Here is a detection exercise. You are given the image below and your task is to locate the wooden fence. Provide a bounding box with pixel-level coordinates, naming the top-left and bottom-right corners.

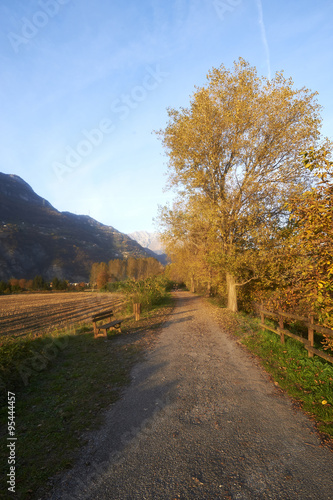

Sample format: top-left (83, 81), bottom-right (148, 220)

top-left (257, 304), bottom-right (333, 364)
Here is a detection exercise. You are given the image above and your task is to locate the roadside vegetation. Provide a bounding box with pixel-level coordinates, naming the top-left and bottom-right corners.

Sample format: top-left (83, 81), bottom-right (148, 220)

top-left (0, 277), bottom-right (173, 499)
top-left (108, 275), bottom-right (174, 310)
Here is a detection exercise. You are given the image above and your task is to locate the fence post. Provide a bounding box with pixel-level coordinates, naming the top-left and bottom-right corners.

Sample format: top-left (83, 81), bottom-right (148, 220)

top-left (278, 311), bottom-right (285, 344)
top-left (308, 313), bottom-right (314, 357)
top-left (260, 302), bottom-right (264, 325)
top-left (133, 303), bottom-right (141, 321)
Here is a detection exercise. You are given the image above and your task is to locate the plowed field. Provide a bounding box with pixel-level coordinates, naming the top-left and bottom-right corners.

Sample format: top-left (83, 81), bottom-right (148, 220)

top-left (0, 292), bottom-right (125, 338)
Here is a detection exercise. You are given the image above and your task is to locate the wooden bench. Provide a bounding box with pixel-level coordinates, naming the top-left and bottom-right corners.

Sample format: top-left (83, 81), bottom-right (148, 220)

top-left (91, 309), bottom-right (123, 338)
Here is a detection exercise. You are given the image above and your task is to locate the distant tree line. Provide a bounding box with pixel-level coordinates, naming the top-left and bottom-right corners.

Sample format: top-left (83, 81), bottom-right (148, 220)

top-left (90, 257), bottom-right (164, 289)
top-left (0, 276), bottom-right (87, 294)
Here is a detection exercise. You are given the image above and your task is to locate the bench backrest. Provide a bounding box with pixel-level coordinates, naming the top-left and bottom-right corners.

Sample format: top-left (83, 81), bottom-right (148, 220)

top-left (92, 309), bottom-right (113, 322)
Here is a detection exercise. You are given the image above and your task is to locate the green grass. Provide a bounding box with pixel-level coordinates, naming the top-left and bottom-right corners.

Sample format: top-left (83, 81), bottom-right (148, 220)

top-left (210, 303), bottom-right (333, 442)
top-left (242, 323), bottom-right (333, 432)
top-left (0, 298), bottom-right (173, 499)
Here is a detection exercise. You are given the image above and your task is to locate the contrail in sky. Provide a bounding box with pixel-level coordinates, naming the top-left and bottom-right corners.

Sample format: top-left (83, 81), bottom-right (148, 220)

top-left (256, 0), bottom-right (271, 79)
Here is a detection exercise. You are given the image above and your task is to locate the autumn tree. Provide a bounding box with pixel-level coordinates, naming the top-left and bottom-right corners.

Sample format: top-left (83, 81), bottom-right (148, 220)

top-left (159, 196), bottom-right (218, 294)
top-left (91, 257), bottom-right (163, 289)
top-left (156, 58), bottom-right (322, 311)
top-left (96, 262), bottom-right (109, 289)
top-left (19, 279), bottom-right (27, 290)
top-left (288, 147), bottom-right (333, 347)
top-left (254, 146), bottom-right (333, 349)
top-left (143, 257), bottom-right (164, 279)
top-left (109, 259), bottom-right (127, 281)
top-left (26, 280), bottom-right (33, 290)
top-left (90, 262), bottom-right (101, 286)
top-left (9, 278), bottom-right (20, 292)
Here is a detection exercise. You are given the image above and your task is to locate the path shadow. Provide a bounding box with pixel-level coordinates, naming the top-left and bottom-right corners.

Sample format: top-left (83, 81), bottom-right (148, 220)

top-left (170, 309), bottom-right (197, 316)
top-left (48, 356), bottom-right (178, 498)
top-left (164, 315), bottom-right (195, 326)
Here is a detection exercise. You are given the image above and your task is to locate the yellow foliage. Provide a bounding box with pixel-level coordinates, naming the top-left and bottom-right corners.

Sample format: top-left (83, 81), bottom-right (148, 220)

top-left (286, 146), bottom-right (333, 348)
top-left (156, 58), bottom-right (323, 312)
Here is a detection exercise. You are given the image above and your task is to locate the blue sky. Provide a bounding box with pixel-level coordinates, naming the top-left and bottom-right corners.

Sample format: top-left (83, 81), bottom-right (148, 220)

top-left (0, 0), bottom-right (332, 233)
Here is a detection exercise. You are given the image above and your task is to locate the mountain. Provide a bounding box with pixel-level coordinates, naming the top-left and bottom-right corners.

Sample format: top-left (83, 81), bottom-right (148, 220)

top-left (0, 173), bottom-right (156, 282)
top-left (128, 231), bottom-right (167, 265)
top-left (128, 231), bottom-right (164, 254)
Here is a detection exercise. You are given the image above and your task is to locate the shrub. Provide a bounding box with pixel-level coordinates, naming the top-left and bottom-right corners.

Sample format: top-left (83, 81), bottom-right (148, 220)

top-left (120, 276), bottom-right (173, 310)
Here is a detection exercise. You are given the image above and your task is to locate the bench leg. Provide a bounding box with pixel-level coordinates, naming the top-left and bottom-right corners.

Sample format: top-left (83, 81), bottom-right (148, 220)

top-left (94, 329), bottom-right (107, 338)
top-left (111, 325), bottom-right (121, 333)
top-left (93, 322), bottom-right (122, 338)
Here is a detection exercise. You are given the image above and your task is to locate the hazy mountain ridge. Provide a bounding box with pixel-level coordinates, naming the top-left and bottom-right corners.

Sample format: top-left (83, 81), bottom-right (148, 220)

top-left (128, 231), bottom-right (167, 265)
top-left (128, 231), bottom-right (165, 255)
top-left (0, 173), bottom-right (157, 281)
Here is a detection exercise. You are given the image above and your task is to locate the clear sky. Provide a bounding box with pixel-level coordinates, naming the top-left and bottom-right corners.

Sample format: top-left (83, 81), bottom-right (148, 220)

top-left (0, 0), bottom-right (332, 234)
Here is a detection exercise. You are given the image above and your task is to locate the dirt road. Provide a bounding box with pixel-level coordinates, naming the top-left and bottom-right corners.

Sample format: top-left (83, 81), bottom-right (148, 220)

top-left (49, 292), bottom-right (333, 499)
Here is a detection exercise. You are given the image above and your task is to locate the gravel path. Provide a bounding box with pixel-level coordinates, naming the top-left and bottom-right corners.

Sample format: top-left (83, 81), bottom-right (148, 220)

top-left (49, 292), bottom-right (333, 499)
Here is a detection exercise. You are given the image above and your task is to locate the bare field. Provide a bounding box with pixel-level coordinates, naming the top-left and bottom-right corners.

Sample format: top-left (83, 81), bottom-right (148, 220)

top-left (0, 292), bottom-right (126, 338)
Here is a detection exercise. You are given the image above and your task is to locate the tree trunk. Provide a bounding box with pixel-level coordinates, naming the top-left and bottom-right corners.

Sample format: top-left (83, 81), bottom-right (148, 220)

top-left (207, 269), bottom-right (212, 296)
top-left (190, 274), bottom-right (195, 293)
top-left (226, 272), bottom-right (238, 312)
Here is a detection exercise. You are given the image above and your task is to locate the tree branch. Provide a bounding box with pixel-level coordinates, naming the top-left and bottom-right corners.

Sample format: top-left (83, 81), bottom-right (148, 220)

top-left (235, 276), bottom-right (258, 287)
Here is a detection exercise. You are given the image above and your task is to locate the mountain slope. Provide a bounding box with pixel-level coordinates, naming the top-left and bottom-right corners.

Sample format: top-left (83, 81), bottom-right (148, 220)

top-left (0, 173), bottom-right (154, 281)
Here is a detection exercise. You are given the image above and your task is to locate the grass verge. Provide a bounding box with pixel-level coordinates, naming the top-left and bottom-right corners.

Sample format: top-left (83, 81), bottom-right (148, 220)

top-left (209, 300), bottom-right (333, 444)
top-left (0, 296), bottom-right (174, 499)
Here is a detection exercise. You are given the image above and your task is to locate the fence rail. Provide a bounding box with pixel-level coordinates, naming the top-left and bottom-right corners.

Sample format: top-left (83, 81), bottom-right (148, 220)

top-left (256, 304), bottom-right (333, 364)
